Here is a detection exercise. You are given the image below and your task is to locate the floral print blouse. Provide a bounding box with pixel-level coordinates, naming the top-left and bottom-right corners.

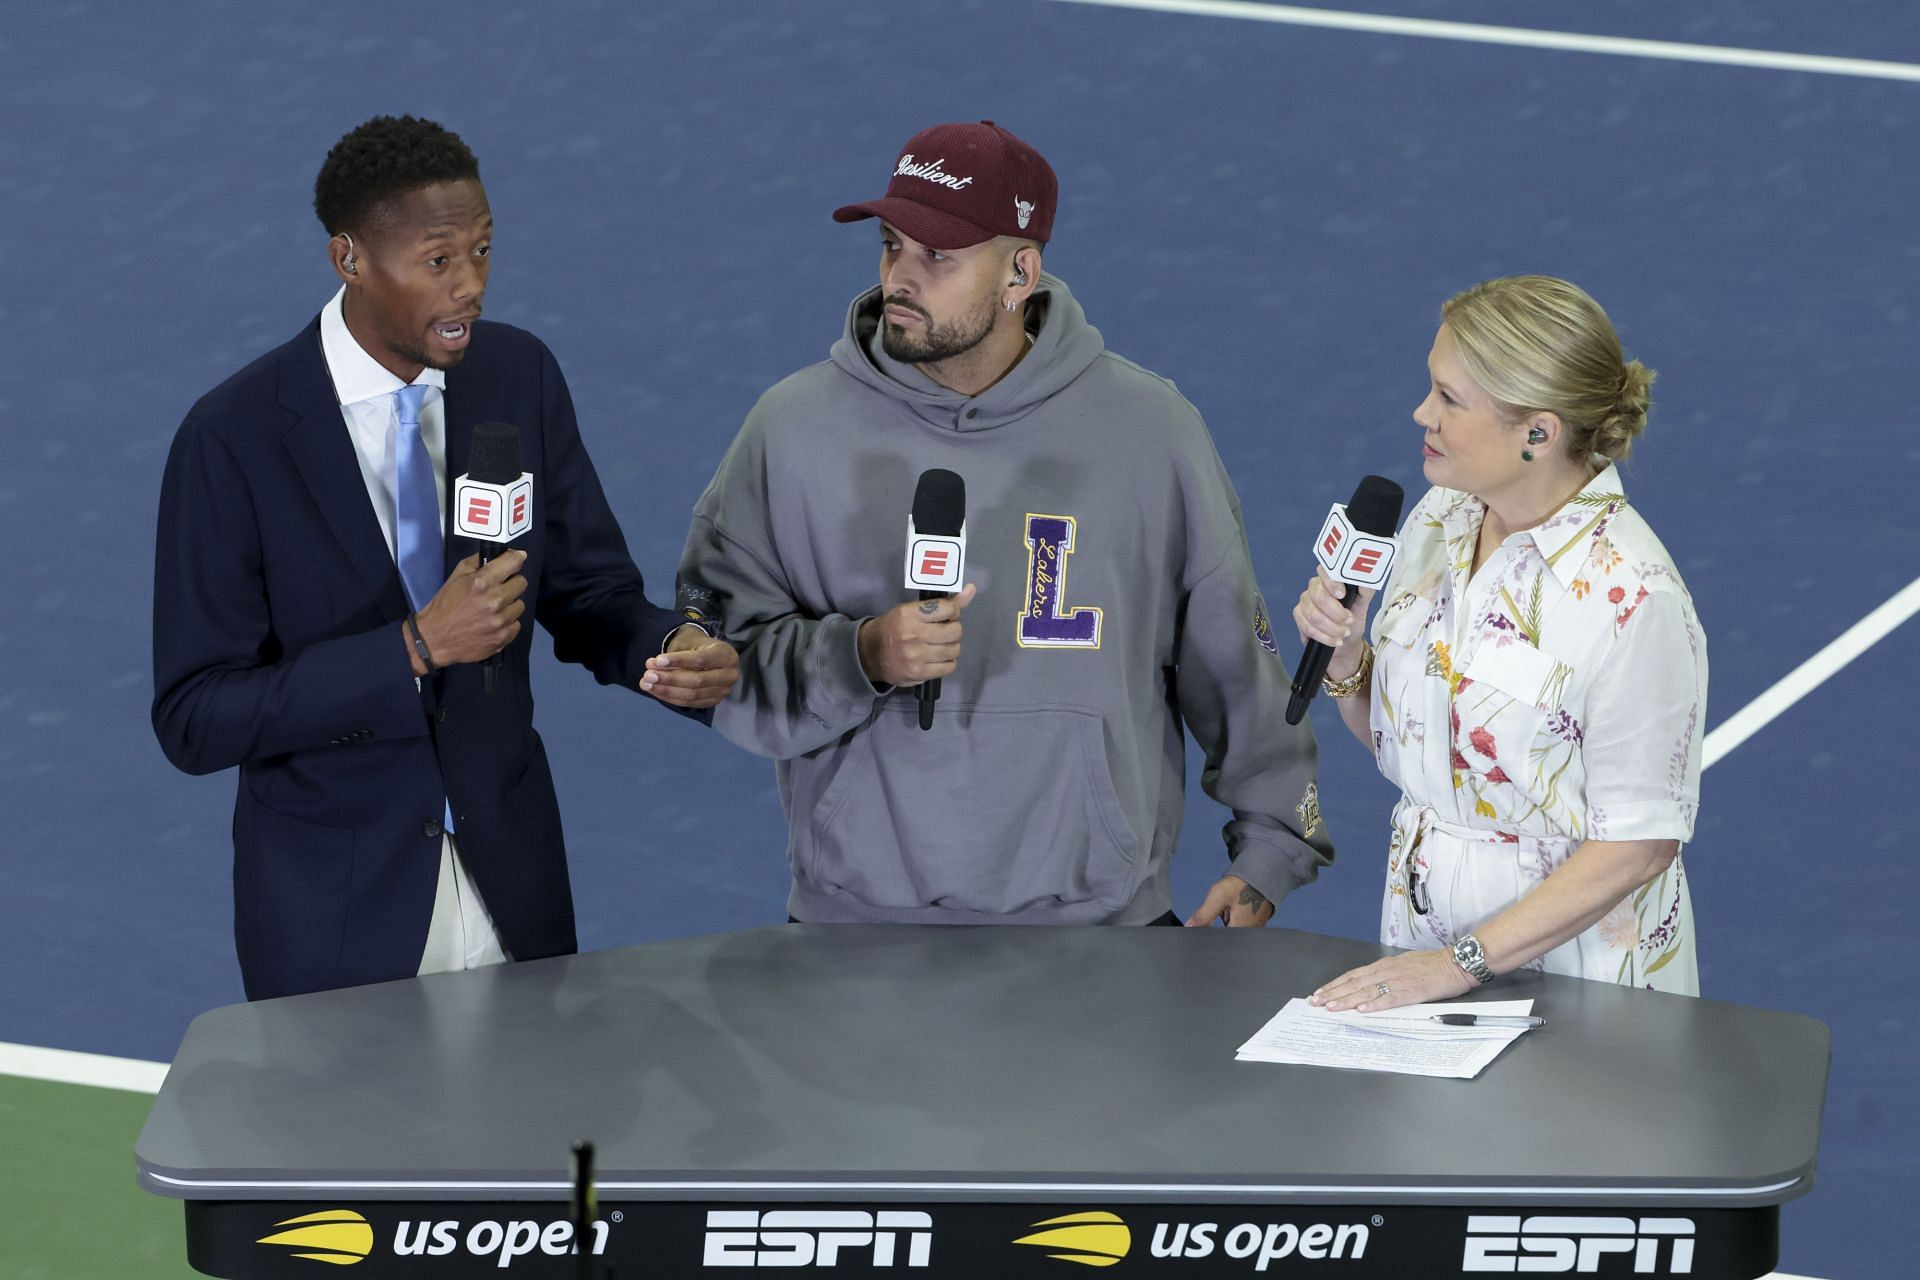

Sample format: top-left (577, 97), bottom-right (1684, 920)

top-left (1367, 466), bottom-right (1707, 992)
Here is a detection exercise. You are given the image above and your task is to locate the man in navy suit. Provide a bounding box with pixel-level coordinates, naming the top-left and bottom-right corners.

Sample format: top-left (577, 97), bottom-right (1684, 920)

top-left (153, 116), bottom-right (737, 1000)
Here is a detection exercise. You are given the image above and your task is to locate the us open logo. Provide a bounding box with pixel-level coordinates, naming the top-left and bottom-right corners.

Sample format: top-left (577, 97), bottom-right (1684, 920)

top-left (1013, 1210), bottom-right (1370, 1272)
top-left (1012, 1212), bottom-right (1131, 1267)
top-left (255, 1209), bottom-right (374, 1266)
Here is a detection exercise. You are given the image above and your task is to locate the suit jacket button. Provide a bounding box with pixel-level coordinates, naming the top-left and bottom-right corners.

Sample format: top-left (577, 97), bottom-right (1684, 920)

top-left (435, 709), bottom-right (448, 724)
top-left (423, 820), bottom-right (443, 838)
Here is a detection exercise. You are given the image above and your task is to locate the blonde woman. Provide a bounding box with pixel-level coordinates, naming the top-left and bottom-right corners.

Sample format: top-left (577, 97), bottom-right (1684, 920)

top-left (1303, 276), bottom-right (1706, 1012)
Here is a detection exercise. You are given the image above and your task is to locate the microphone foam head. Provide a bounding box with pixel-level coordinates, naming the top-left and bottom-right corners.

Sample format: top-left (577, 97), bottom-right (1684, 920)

top-left (468, 422), bottom-right (523, 484)
top-left (911, 468), bottom-right (967, 536)
top-left (1346, 475), bottom-right (1405, 535)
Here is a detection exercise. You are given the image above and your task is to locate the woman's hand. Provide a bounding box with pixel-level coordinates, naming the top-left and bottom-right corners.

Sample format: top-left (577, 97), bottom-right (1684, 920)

top-left (1309, 949), bottom-right (1474, 1013)
top-left (1292, 565), bottom-right (1375, 682)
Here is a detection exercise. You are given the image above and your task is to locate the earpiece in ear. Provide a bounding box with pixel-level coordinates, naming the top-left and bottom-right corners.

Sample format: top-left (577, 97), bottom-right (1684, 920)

top-left (1011, 267), bottom-right (1028, 286)
top-left (1527, 426), bottom-right (1548, 443)
top-left (340, 233), bottom-right (358, 275)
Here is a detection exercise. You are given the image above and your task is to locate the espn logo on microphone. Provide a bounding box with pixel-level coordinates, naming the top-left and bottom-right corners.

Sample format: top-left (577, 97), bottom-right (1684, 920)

top-left (904, 535), bottom-right (965, 590)
top-left (454, 473), bottom-right (533, 542)
top-left (1313, 503), bottom-right (1398, 588)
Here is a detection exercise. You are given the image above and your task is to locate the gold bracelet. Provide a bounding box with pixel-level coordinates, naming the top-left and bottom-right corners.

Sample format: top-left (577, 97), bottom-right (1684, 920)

top-left (1321, 641), bottom-right (1374, 698)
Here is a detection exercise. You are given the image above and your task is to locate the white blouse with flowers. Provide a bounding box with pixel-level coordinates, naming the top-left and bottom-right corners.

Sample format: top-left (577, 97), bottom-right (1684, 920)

top-left (1366, 466), bottom-right (1707, 993)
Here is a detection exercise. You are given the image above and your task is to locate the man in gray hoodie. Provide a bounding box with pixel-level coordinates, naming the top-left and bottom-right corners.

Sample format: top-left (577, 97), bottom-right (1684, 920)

top-left (679, 121), bottom-right (1333, 927)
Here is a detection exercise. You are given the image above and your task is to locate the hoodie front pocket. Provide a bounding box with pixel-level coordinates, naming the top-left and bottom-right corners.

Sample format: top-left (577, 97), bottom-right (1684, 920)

top-left (802, 702), bottom-right (1141, 916)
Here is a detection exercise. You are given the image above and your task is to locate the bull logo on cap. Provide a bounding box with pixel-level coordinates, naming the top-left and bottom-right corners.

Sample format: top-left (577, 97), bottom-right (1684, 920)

top-left (1014, 196), bottom-right (1035, 230)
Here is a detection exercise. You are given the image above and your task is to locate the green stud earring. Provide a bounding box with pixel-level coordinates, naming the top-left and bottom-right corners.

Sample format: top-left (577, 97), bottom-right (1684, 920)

top-left (1521, 449), bottom-right (1535, 462)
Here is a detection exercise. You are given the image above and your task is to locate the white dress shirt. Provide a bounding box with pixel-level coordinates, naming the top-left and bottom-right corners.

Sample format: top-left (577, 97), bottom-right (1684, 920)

top-left (319, 287), bottom-right (509, 975)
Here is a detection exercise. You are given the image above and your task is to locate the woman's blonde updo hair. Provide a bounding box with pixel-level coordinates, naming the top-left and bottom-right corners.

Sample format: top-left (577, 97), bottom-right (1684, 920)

top-left (1440, 275), bottom-right (1656, 465)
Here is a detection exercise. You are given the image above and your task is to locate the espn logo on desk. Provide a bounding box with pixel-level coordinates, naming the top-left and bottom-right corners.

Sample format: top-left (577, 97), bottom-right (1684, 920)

top-left (454, 473), bottom-right (533, 542)
top-left (1463, 1216), bottom-right (1695, 1273)
top-left (704, 1209), bottom-right (933, 1267)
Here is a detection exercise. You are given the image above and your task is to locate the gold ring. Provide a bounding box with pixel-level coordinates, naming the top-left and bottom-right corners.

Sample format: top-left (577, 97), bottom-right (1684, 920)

top-left (1375, 981), bottom-right (1391, 998)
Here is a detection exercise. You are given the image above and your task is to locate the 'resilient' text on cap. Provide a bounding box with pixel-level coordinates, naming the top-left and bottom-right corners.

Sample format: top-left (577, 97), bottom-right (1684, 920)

top-left (833, 120), bottom-right (1057, 251)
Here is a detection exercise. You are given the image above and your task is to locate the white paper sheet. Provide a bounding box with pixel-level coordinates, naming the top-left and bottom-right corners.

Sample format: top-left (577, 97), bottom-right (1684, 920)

top-left (1235, 998), bottom-right (1539, 1079)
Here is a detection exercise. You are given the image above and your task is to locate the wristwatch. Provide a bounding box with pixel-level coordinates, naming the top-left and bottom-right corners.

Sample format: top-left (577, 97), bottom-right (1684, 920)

top-left (1452, 933), bottom-right (1496, 985)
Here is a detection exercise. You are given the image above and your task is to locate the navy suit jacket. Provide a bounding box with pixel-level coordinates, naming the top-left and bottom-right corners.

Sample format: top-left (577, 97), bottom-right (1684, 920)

top-left (153, 317), bottom-right (687, 1000)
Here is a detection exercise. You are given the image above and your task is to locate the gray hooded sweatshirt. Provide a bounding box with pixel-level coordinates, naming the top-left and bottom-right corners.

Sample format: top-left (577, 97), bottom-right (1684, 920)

top-left (680, 275), bottom-right (1334, 924)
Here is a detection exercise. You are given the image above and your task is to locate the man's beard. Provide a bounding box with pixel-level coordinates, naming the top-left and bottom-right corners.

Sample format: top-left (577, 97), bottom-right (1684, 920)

top-left (880, 295), bottom-right (995, 365)
top-left (389, 339), bottom-right (465, 373)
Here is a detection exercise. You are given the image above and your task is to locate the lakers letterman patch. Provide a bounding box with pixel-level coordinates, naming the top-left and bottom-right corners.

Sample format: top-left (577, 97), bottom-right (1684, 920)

top-left (1017, 514), bottom-right (1103, 648)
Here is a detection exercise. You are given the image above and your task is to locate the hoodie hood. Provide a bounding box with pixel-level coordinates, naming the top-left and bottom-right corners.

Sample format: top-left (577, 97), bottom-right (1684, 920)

top-left (827, 272), bottom-right (1106, 433)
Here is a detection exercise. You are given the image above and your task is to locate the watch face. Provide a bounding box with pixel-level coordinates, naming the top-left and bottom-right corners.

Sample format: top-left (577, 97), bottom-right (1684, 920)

top-left (1454, 936), bottom-right (1492, 982)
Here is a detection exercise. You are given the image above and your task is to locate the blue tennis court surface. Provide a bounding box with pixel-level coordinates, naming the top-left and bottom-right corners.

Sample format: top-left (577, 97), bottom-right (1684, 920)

top-left (2, 3), bottom-right (1914, 1275)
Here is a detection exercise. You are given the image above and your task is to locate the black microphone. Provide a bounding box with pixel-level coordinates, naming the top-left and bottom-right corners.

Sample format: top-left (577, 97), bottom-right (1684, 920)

top-left (903, 469), bottom-right (967, 730)
top-left (452, 422), bottom-right (532, 695)
top-left (1285, 475), bottom-right (1405, 725)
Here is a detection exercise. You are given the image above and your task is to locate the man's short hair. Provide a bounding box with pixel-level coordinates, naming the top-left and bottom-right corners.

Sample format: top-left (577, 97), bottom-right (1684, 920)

top-left (313, 115), bottom-right (481, 237)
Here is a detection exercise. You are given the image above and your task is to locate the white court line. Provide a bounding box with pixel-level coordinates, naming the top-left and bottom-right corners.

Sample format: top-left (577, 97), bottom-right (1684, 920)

top-left (1704, 573), bottom-right (1920, 769)
top-left (1060, 0), bottom-right (1920, 771)
top-left (0, 1041), bottom-right (168, 1093)
top-left (1050, 0), bottom-right (1920, 82)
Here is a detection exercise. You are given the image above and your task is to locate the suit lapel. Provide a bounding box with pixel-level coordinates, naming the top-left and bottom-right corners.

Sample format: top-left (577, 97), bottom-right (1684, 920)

top-left (278, 319), bottom-right (411, 620)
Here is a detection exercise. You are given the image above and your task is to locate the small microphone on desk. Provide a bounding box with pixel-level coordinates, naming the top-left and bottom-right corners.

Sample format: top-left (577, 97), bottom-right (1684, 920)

top-left (453, 422), bottom-right (533, 695)
top-left (571, 1140), bottom-right (601, 1280)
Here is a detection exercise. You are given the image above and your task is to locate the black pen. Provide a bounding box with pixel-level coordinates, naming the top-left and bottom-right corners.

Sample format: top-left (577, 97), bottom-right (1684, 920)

top-left (1430, 1013), bottom-right (1544, 1028)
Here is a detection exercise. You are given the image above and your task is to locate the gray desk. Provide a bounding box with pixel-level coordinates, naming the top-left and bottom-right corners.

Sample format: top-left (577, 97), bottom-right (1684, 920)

top-left (138, 926), bottom-right (1828, 1278)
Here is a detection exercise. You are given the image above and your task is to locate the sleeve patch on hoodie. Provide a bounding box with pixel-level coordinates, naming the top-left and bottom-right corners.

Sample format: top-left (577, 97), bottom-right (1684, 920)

top-left (1296, 782), bottom-right (1323, 839)
top-left (1253, 595), bottom-right (1280, 655)
top-left (1017, 513), bottom-right (1103, 649)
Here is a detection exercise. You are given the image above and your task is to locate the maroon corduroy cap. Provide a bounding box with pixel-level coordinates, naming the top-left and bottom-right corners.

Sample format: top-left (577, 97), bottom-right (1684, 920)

top-left (833, 120), bottom-right (1057, 250)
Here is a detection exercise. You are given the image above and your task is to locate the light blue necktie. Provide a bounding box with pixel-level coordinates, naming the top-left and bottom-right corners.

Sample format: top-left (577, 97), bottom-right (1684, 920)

top-left (392, 384), bottom-right (442, 614)
top-left (392, 384), bottom-right (455, 835)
